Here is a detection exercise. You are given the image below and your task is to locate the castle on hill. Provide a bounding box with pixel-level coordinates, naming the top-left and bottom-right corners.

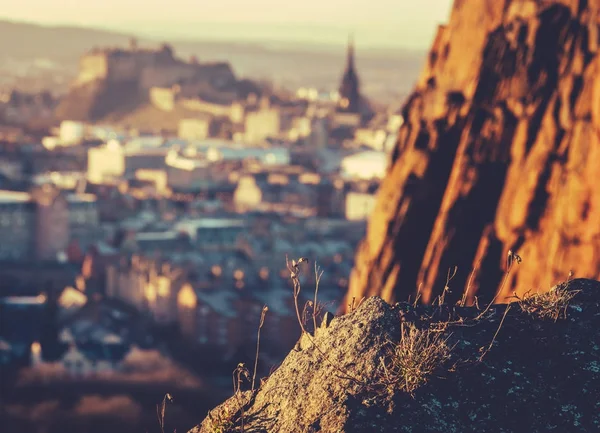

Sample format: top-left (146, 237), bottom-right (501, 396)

top-left (56, 40), bottom-right (249, 122)
top-left (75, 39), bottom-right (236, 91)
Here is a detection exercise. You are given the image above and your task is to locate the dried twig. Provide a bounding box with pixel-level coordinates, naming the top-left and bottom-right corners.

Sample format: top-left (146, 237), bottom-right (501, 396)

top-left (156, 393), bottom-right (174, 433)
top-left (478, 304), bottom-right (511, 361)
top-left (233, 363), bottom-right (249, 395)
top-left (413, 283), bottom-right (423, 308)
top-left (286, 255), bottom-right (308, 333)
top-left (313, 262), bottom-right (324, 333)
top-left (461, 260), bottom-right (480, 307)
top-left (437, 266), bottom-right (457, 306)
top-left (475, 250), bottom-right (521, 321)
top-left (252, 306), bottom-right (268, 392)
top-left (232, 363), bottom-right (250, 432)
top-left (287, 257), bottom-right (365, 386)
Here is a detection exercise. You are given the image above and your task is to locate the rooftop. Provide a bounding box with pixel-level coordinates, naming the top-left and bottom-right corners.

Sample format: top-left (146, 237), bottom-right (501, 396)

top-left (175, 218), bottom-right (247, 232)
top-left (252, 286), bottom-right (293, 316)
top-left (196, 289), bottom-right (238, 318)
top-left (135, 231), bottom-right (181, 241)
top-left (66, 193), bottom-right (97, 203)
top-left (0, 294), bottom-right (47, 306)
top-left (0, 190), bottom-right (31, 203)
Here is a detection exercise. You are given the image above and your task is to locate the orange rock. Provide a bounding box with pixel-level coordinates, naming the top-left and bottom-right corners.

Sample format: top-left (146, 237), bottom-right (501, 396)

top-left (347, 0), bottom-right (600, 310)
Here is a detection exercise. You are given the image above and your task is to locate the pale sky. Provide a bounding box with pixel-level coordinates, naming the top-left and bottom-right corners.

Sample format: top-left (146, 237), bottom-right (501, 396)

top-left (0, 0), bottom-right (454, 49)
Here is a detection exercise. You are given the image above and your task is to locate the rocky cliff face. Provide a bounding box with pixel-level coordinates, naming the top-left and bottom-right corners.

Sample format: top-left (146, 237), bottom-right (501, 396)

top-left (189, 279), bottom-right (600, 432)
top-left (347, 0), bottom-right (600, 307)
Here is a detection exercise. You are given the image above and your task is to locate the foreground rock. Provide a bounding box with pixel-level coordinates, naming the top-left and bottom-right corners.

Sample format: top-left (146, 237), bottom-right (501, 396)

top-left (347, 0), bottom-right (600, 307)
top-left (190, 278), bottom-right (600, 433)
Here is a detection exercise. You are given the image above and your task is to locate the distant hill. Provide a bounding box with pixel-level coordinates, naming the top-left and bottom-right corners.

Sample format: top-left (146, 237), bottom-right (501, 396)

top-left (0, 20), bottom-right (425, 103)
top-left (0, 20), bottom-right (133, 62)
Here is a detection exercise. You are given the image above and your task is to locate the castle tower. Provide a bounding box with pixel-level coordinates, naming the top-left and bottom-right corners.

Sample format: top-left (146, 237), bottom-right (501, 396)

top-left (338, 34), bottom-right (361, 113)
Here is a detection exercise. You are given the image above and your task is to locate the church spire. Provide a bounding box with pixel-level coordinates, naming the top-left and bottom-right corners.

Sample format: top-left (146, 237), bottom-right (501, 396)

top-left (347, 33), bottom-right (355, 70)
top-left (338, 34), bottom-right (361, 113)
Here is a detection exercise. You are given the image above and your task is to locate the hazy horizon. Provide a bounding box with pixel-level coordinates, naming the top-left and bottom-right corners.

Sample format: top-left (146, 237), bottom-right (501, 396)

top-left (0, 0), bottom-right (454, 49)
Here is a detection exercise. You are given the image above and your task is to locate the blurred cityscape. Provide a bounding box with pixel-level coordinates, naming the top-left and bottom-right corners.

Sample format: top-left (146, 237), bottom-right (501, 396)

top-left (0, 16), bottom-right (422, 433)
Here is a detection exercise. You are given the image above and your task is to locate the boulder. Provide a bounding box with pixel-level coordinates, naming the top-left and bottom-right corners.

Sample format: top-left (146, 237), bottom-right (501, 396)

top-left (190, 278), bottom-right (600, 432)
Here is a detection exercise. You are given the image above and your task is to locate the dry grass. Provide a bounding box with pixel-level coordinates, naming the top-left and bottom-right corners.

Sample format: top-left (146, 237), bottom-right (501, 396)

top-left (232, 363), bottom-right (250, 395)
top-left (156, 393), bottom-right (173, 433)
top-left (348, 296), bottom-right (366, 313)
top-left (435, 266), bottom-right (457, 306)
top-left (252, 306), bottom-right (268, 392)
top-left (378, 323), bottom-right (453, 395)
top-left (286, 256), bottom-right (308, 334)
top-left (474, 249), bottom-right (521, 321)
top-left (313, 262), bottom-right (324, 332)
top-left (284, 256), bottom-right (456, 397)
top-left (207, 402), bottom-right (235, 433)
top-left (287, 257), bottom-right (366, 386)
top-left (514, 281), bottom-right (580, 322)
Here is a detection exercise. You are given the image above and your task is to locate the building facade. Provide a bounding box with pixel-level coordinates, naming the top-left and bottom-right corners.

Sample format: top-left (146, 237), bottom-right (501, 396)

top-left (0, 188), bottom-right (99, 261)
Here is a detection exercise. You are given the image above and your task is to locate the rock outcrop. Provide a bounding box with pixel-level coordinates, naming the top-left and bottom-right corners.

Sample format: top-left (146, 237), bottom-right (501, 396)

top-left (347, 0), bottom-right (600, 307)
top-left (189, 278), bottom-right (600, 432)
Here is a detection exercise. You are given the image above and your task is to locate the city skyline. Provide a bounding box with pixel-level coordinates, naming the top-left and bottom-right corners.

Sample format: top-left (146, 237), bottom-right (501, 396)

top-left (0, 0), bottom-right (454, 49)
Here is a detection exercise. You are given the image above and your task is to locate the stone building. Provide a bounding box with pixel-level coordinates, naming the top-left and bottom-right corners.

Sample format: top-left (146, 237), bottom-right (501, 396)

top-left (244, 106), bottom-right (281, 144)
top-left (0, 191), bottom-right (36, 260)
top-left (104, 255), bottom-right (197, 325)
top-left (0, 186), bottom-right (99, 261)
top-left (176, 282), bottom-right (300, 353)
top-left (87, 143), bottom-right (169, 184)
top-left (31, 185), bottom-right (70, 261)
top-left (178, 117), bottom-right (211, 140)
top-left (76, 44), bottom-right (235, 91)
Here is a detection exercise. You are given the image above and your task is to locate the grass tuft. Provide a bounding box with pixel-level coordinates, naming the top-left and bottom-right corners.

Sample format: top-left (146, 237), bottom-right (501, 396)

top-left (514, 281), bottom-right (580, 322)
top-left (378, 323), bottom-right (453, 396)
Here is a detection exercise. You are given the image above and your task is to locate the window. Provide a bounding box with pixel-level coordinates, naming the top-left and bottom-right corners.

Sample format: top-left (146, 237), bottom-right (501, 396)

top-left (217, 318), bottom-right (228, 346)
top-left (14, 213), bottom-right (25, 227)
top-left (198, 306), bottom-right (209, 343)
